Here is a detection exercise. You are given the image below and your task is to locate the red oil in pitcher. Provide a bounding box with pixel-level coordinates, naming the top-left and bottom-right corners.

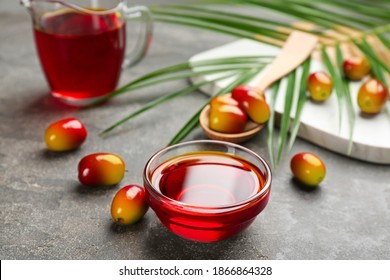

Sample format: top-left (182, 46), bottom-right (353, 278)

top-left (34, 9), bottom-right (126, 102)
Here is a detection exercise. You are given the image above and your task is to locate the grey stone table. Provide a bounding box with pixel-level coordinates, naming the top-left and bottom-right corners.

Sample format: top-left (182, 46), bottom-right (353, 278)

top-left (0, 6), bottom-right (389, 260)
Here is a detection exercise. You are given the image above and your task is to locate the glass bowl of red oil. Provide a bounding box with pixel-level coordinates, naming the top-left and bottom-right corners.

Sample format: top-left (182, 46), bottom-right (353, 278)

top-left (143, 140), bottom-right (271, 242)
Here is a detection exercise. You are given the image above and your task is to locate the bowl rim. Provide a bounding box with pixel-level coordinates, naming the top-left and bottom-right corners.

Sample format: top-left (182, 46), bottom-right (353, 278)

top-left (143, 140), bottom-right (272, 212)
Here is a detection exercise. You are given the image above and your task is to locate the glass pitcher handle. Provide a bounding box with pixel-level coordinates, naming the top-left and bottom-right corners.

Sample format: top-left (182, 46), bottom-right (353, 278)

top-left (122, 5), bottom-right (153, 68)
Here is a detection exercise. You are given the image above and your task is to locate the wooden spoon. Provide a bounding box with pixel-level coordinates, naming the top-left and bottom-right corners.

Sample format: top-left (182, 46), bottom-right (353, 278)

top-left (200, 31), bottom-right (319, 143)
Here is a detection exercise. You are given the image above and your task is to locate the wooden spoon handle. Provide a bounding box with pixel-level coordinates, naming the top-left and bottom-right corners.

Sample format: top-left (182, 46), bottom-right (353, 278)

top-left (256, 31), bottom-right (318, 92)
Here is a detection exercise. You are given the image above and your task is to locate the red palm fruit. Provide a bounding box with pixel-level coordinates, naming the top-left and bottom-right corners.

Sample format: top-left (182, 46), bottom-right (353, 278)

top-left (111, 185), bottom-right (149, 225)
top-left (307, 71), bottom-right (333, 102)
top-left (210, 95), bottom-right (239, 109)
top-left (232, 86), bottom-right (270, 124)
top-left (291, 152), bottom-right (326, 187)
top-left (44, 118), bottom-right (87, 151)
top-left (209, 104), bottom-right (248, 133)
top-left (343, 56), bottom-right (371, 81)
top-left (78, 153), bottom-right (125, 187)
top-left (357, 78), bottom-right (388, 114)
top-left (231, 84), bottom-right (264, 100)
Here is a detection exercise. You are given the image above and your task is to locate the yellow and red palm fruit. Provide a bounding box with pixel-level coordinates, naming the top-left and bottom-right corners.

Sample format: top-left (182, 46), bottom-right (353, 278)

top-left (231, 85), bottom-right (270, 124)
top-left (307, 71), bottom-right (333, 102)
top-left (231, 84), bottom-right (263, 99)
top-left (343, 56), bottom-right (371, 81)
top-left (290, 152), bottom-right (326, 187)
top-left (210, 94), bottom-right (240, 108)
top-left (111, 185), bottom-right (149, 225)
top-left (209, 104), bottom-right (248, 134)
top-left (78, 153), bottom-right (125, 187)
top-left (357, 78), bottom-right (388, 114)
top-left (44, 118), bottom-right (87, 151)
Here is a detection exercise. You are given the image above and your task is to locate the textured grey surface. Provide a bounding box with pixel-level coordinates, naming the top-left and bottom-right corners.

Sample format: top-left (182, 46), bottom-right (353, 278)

top-left (0, 2), bottom-right (390, 260)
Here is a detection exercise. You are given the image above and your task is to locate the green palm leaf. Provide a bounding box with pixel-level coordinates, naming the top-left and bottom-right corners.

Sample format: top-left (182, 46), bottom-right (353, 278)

top-left (100, 72), bottom-right (241, 136)
top-left (276, 71), bottom-right (296, 165)
top-left (92, 55), bottom-right (271, 105)
top-left (287, 57), bottom-right (311, 154)
top-left (353, 37), bottom-right (390, 88)
top-left (266, 81), bottom-right (280, 168)
top-left (335, 44), bottom-right (355, 155)
top-left (321, 47), bottom-right (344, 131)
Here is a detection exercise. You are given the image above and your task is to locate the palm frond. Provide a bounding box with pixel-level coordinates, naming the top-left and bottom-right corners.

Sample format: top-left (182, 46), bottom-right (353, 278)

top-left (97, 56), bottom-right (270, 134)
top-left (321, 47), bottom-right (344, 131)
top-left (99, 0), bottom-right (389, 168)
top-left (336, 44), bottom-right (355, 155)
top-left (287, 57), bottom-right (311, 154)
top-left (100, 72), bottom-right (241, 136)
top-left (151, 6), bottom-right (288, 47)
top-left (276, 70), bottom-right (296, 165)
top-left (93, 55), bottom-right (272, 105)
top-left (267, 81), bottom-right (280, 168)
